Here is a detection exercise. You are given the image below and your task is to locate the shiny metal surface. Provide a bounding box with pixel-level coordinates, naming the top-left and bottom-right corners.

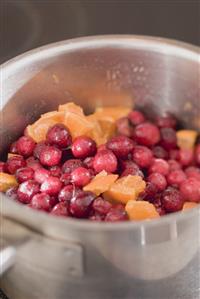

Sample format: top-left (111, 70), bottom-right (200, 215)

top-left (0, 36), bottom-right (200, 299)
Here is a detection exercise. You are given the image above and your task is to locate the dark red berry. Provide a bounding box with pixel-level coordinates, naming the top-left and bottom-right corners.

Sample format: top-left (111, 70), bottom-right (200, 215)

top-left (148, 173), bottom-right (167, 191)
top-left (69, 191), bottom-right (95, 218)
top-left (92, 197), bottom-right (112, 215)
top-left (152, 146), bottom-right (168, 160)
top-left (134, 122), bottom-right (160, 146)
top-left (46, 124), bottom-right (72, 148)
top-left (6, 156), bottom-right (26, 174)
top-left (58, 185), bottom-right (75, 202)
top-left (62, 159), bottom-right (83, 174)
top-left (93, 149), bottom-right (118, 173)
top-left (169, 149), bottom-right (179, 160)
top-left (162, 187), bottom-right (184, 212)
top-left (33, 141), bottom-right (48, 159)
top-left (160, 128), bottom-right (177, 150)
top-left (168, 159), bottom-right (182, 172)
top-left (15, 167), bottom-right (34, 183)
top-left (120, 160), bottom-right (144, 178)
top-left (26, 157), bottom-right (42, 171)
top-left (149, 159), bottom-right (169, 176)
top-left (72, 136), bottom-right (97, 159)
top-left (60, 173), bottom-right (71, 185)
top-left (71, 167), bottom-right (92, 187)
top-left (89, 213), bottom-right (104, 221)
top-left (180, 178), bottom-right (200, 203)
top-left (0, 161), bottom-right (6, 173)
top-left (39, 146), bottom-right (62, 167)
top-left (17, 136), bottom-right (36, 157)
top-left (34, 168), bottom-right (50, 184)
top-left (128, 110), bottom-right (145, 126)
top-left (83, 157), bottom-right (95, 169)
top-left (49, 165), bottom-right (62, 177)
top-left (6, 186), bottom-right (18, 200)
top-left (116, 117), bottom-right (134, 137)
top-left (139, 182), bottom-right (158, 202)
top-left (132, 146), bottom-right (153, 168)
top-left (17, 180), bottom-right (40, 204)
top-left (185, 166), bottom-right (200, 180)
top-left (30, 193), bottom-right (55, 211)
top-left (105, 207), bottom-right (128, 222)
top-left (107, 136), bottom-right (134, 159)
top-left (40, 176), bottom-right (62, 195)
top-left (195, 144), bottom-right (200, 165)
top-left (167, 170), bottom-right (187, 187)
top-left (51, 202), bottom-right (69, 217)
top-left (155, 115), bottom-right (177, 129)
top-left (178, 149), bottom-right (194, 166)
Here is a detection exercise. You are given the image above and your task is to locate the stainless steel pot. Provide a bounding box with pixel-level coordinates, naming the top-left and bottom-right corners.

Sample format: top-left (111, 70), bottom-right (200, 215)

top-left (0, 35), bottom-right (200, 299)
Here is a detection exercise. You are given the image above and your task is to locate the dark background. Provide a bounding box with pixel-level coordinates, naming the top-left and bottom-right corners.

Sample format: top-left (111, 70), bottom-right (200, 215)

top-left (0, 0), bottom-right (199, 64)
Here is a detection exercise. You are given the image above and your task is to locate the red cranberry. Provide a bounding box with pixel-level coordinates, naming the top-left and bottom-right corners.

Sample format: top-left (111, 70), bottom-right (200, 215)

top-left (160, 128), bottom-right (177, 150)
top-left (49, 165), bottom-right (62, 177)
top-left (169, 149), bottom-right (179, 160)
top-left (33, 141), bottom-right (47, 159)
top-left (97, 144), bottom-right (107, 152)
top-left (40, 176), bottom-right (62, 195)
top-left (180, 178), bottom-right (200, 203)
top-left (46, 124), bottom-right (72, 148)
top-left (16, 167), bottom-right (34, 183)
top-left (30, 193), bottom-right (55, 212)
top-left (39, 146), bottom-right (62, 166)
top-left (62, 159), bottom-right (83, 174)
top-left (195, 144), bottom-right (200, 165)
top-left (162, 187), bottom-right (184, 212)
top-left (0, 161), bottom-right (6, 172)
top-left (89, 213), bottom-right (104, 221)
top-left (155, 115), bottom-right (177, 129)
top-left (69, 191), bottom-right (95, 218)
top-left (116, 117), bottom-right (134, 137)
top-left (92, 197), bottom-right (112, 215)
top-left (128, 110), bottom-right (145, 126)
top-left (93, 149), bottom-right (118, 173)
top-left (168, 159), bottom-right (182, 171)
top-left (71, 167), bottom-right (92, 187)
top-left (83, 157), bottom-right (95, 169)
top-left (72, 136), bottom-right (97, 159)
top-left (107, 136), bottom-right (134, 159)
top-left (178, 149), bottom-right (194, 166)
top-left (120, 160), bottom-right (144, 178)
top-left (185, 166), bottom-right (200, 180)
top-left (16, 136), bottom-right (36, 157)
top-left (26, 157), bottom-right (42, 171)
top-left (60, 173), bottom-right (71, 185)
top-left (34, 168), bottom-right (50, 184)
top-left (10, 141), bottom-right (18, 154)
top-left (167, 170), bottom-right (187, 187)
top-left (148, 173), bottom-right (167, 191)
top-left (105, 207), bottom-right (128, 222)
top-left (132, 146), bottom-right (153, 168)
top-left (51, 202), bottom-right (69, 217)
top-left (152, 146), bottom-right (169, 160)
top-left (6, 186), bottom-right (18, 200)
top-left (6, 156), bottom-right (26, 174)
top-left (58, 185), bottom-right (75, 202)
top-left (134, 122), bottom-right (160, 146)
top-left (17, 180), bottom-right (40, 204)
top-left (139, 182), bottom-right (158, 202)
top-left (149, 159), bottom-right (169, 176)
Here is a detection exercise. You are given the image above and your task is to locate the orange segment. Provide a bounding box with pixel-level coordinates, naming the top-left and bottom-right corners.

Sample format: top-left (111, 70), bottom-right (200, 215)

top-left (64, 112), bottom-right (93, 139)
top-left (125, 200), bottom-right (160, 220)
top-left (0, 172), bottom-right (18, 192)
top-left (26, 118), bottom-right (58, 143)
top-left (177, 130), bottom-right (198, 149)
top-left (104, 175), bottom-right (146, 204)
top-left (83, 171), bottom-right (118, 196)
top-left (41, 111), bottom-right (65, 121)
top-left (94, 106), bottom-right (131, 122)
top-left (7, 153), bottom-right (21, 159)
top-left (183, 202), bottom-right (199, 210)
top-left (58, 102), bottom-right (84, 115)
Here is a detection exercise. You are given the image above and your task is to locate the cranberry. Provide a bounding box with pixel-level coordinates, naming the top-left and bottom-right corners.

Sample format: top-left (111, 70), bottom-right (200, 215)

top-left (168, 159), bottom-right (182, 171)
top-left (167, 170), bottom-right (187, 187)
top-left (116, 117), bottom-right (134, 137)
top-left (195, 144), bottom-right (200, 165)
top-left (49, 165), bottom-right (62, 177)
top-left (62, 159), bottom-right (83, 174)
top-left (16, 136), bottom-right (36, 157)
top-left (162, 187), bottom-right (184, 212)
top-left (185, 166), bottom-right (200, 180)
top-left (92, 197), bottom-right (112, 215)
top-left (26, 157), bottom-right (42, 171)
top-left (40, 176), bottom-right (62, 195)
top-left (39, 146), bottom-right (62, 166)
top-left (97, 144), bottom-right (107, 152)
top-left (128, 110), bottom-right (145, 126)
top-left (72, 136), bottom-right (97, 159)
top-left (6, 186), bottom-right (18, 200)
top-left (34, 168), bottom-right (50, 184)
top-left (30, 193), bottom-right (55, 212)
top-left (152, 146), bottom-right (169, 160)
top-left (105, 207), bottom-right (128, 222)
top-left (6, 156), bottom-right (26, 174)
top-left (169, 149), bottom-right (179, 160)
top-left (180, 178), bottom-right (200, 203)
top-left (71, 167), bottom-right (92, 187)
top-left (139, 182), bottom-right (158, 202)
top-left (93, 149), bottom-right (118, 173)
top-left (83, 157), bottom-right (95, 169)
top-left (134, 122), bottom-right (160, 146)
top-left (155, 115), bottom-right (177, 129)
top-left (46, 124), bottom-right (72, 148)
top-left (10, 141), bottom-right (18, 154)
top-left (178, 149), bottom-right (194, 166)
top-left (16, 167), bottom-right (34, 183)
top-left (149, 159), bottom-right (169, 176)
top-left (120, 160), bottom-right (144, 178)
top-left (0, 161), bottom-right (6, 172)
top-left (33, 141), bottom-right (48, 159)
top-left (132, 146), bottom-right (153, 168)
top-left (107, 136), bottom-right (134, 159)
top-left (89, 213), bottom-right (104, 221)
top-left (51, 202), bottom-right (69, 217)
top-left (160, 128), bottom-right (177, 150)
top-left (60, 173), bottom-right (71, 185)
top-left (17, 180), bottom-right (40, 204)
top-left (58, 185), bottom-right (75, 202)
top-left (148, 173), bottom-right (167, 191)
top-left (69, 191), bottom-right (95, 218)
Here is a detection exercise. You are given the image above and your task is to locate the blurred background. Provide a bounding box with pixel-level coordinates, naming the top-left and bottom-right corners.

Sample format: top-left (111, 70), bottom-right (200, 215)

top-left (0, 0), bottom-right (199, 64)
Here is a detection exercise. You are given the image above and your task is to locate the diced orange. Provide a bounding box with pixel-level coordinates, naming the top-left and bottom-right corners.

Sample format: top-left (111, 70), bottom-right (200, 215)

top-left (0, 172), bottom-right (18, 192)
top-left (177, 130), bottom-right (198, 149)
top-left (7, 153), bottom-right (21, 159)
top-left (41, 111), bottom-right (65, 122)
top-left (125, 200), bottom-right (160, 220)
top-left (83, 171), bottom-right (118, 196)
top-left (26, 117), bottom-right (58, 142)
top-left (94, 106), bottom-right (131, 122)
top-left (104, 175), bottom-right (146, 204)
top-left (98, 119), bottom-right (116, 141)
top-left (58, 102), bottom-right (84, 115)
top-left (183, 202), bottom-right (199, 211)
top-left (64, 112), bottom-right (94, 139)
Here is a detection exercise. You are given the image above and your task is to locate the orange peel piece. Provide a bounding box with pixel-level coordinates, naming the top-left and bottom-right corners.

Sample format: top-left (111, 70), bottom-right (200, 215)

top-left (64, 112), bottom-right (94, 139)
top-left (177, 130), bottom-right (198, 149)
top-left (58, 102), bottom-right (84, 115)
top-left (125, 200), bottom-right (160, 220)
top-left (182, 202), bottom-right (199, 210)
top-left (0, 172), bottom-right (18, 192)
top-left (94, 106), bottom-right (131, 122)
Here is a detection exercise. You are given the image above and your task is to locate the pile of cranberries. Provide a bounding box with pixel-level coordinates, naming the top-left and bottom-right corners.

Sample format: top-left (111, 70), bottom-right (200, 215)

top-left (1, 107), bottom-right (200, 222)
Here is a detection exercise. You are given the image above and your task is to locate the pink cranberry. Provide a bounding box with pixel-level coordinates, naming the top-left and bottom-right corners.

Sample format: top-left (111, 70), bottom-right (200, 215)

top-left (105, 207), bottom-right (128, 222)
top-left (92, 197), bottom-right (112, 215)
top-left (148, 173), bottom-right (167, 191)
top-left (69, 191), bottom-right (95, 218)
top-left (39, 146), bottom-right (62, 166)
top-left (6, 156), bottom-right (26, 174)
top-left (132, 146), bottom-right (153, 168)
top-left (139, 182), bottom-right (158, 202)
top-left (83, 157), bottom-right (95, 169)
top-left (72, 136), bottom-right (97, 159)
top-left (71, 167), bottom-right (92, 187)
top-left (178, 149), bottom-right (194, 166)
top-left (30, 193), bottom-right (55, 212)
top-left (46, 124), bottom-right (72, 148)
top-left (17, 180), bottom-right (40, 204)
top-left (149, 159), bottom-right (169, 176)
top-left (16, 136), bottom-right (36, 157)
top-left (89, 213), bottom-right (104, 221)
top-left (128, 110), bottom-right (145, 126)
top-left (116, 117), bottom-right (134, 137)
top-left (185, 166), bottom-right (200, 180)
top-left (93, 149), bottom-right (118, 173)
top-left (26, 157), bottom-right (42, 171)
top-left (51, 202), bottom-right (69, 217)
top-left (167, 170), bottom-right (187, 187)
top-left (155, 115), bottom-right (177, 129)
top-left (152, 146), bottom-right (168, 160)
top-left (134, 122), bottom-right (160, 146)
top-left (33, 141), bottom-right (48, 159)
top-left (34, 168), bottom-right (50, 184)
top-left (169, 149), bottom-right (179, 160)
top-left (16, 167), bottom-right (34, 183)
top-left (107, 136), bottom-right (134, 159)
top-left (40, 176), bottom-right (62, 195)
top-left (60, 173), bottom-right (71, 185)
top-left (168, 159), bottom-right (182, 171)
top-left (49, 165), bottom-right (62, 177)
top-left (120, 160), bottom-right (144, 178)
top-left (62, 159), bottom-right (83, 174)
top-left (195, 144), bottom-right (200, 165)
top-left (0, 161), bottom-right (6, 172)
top-left (180, 178), bottom-right (200, 203)
top-left (6, 186), bottom-right (18, 200)
top-left (160, 128), bottom-right (177, 149)
top-left (58, 185), bottom-right (75, 202)
top-left (162, 187), bottom-right (184, 212)
top-left (10, 141), bottom-right (18, 154)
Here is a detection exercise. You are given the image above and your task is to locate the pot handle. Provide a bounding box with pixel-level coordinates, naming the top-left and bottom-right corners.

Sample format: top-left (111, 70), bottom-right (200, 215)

top-left (0, 245), bottom-right (16, 275)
